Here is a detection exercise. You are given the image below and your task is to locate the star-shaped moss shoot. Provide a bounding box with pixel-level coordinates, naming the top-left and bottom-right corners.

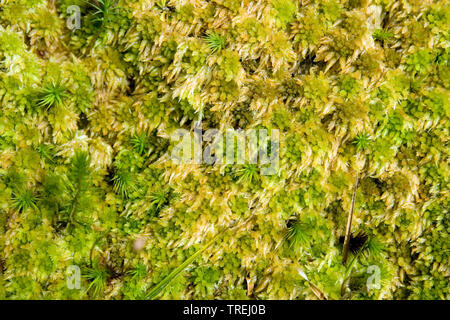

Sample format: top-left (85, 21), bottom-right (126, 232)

top-left (12, 189), bottom-right (38, 212)
top-left (286, 220), bottom-right (311, 250)
top-left (353, 133), bottom-right (371, 152)
top-left (205, 31), bottom-right (226, 53)
top-left (112, 169), bottom-right (136, 198)
top-left (149, 189), bottom-right (168, 210)
top-left (37, 82), bottom-right (68, 110)
top-left (236, 164), bottom-right (260, 184)
top-left (131, 133), bottom-right (150, 155)
top-left (87, 0), bottom-right (118, 26)
top-left (85, 259), bottom-right (109, 297)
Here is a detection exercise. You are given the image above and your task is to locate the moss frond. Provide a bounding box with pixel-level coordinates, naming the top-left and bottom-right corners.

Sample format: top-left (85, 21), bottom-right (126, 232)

top-left (37, 82), bottom-right (68, 110)
top-left (85, 260), bottom-right (109, 297)
top-left (353, 133), bottom-right (371, 152)
top-left (12, 189), bottom-right (38, 212)
top-left (205, 31), bottom-right (226, 54)
top-left (112, 169), bottom-right (136, 198)
top-left (285, 220), bottom-right (312, 250)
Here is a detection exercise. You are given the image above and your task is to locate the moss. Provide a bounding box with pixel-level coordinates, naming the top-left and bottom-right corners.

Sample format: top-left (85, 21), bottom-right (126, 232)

top-left (0, 0), bottom-right (448, 301)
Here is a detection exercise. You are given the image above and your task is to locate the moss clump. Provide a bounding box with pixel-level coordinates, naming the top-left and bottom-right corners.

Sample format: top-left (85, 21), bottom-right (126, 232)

top-left (0, 0), bottom-right (448, 300)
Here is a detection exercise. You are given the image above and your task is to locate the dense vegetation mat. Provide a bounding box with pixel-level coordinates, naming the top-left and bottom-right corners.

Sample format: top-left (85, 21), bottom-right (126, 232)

top-left (0, 0), bottom-right (448, 299)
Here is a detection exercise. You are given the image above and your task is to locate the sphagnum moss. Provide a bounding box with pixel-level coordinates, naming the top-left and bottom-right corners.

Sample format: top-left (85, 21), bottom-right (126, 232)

top-left (0, 0), bottom-right (448, 300)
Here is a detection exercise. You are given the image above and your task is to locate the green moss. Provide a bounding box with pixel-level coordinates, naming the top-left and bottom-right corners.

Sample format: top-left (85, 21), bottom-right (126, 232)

top-left (0, 0), bottom-right (447, 301)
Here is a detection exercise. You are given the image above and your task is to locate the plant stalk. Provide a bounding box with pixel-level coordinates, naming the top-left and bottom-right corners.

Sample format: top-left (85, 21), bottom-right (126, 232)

top-left (146, 224), bottom-right (233, 299)
top-left (342, 172), bottom-right (359, 265)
